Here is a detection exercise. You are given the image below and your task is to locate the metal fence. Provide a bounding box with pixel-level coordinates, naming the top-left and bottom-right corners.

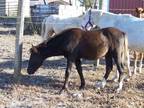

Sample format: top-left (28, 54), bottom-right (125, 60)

top-left (0, 1), bottom-right (59, 35)
top-left (109, 0), bottom-right (144, 16)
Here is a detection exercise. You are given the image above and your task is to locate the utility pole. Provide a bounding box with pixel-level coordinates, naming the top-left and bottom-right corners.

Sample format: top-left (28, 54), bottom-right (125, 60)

top-left (14, 0), bottom-right (25, 78)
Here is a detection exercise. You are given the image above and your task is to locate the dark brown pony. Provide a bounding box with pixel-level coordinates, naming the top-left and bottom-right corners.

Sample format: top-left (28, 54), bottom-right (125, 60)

top-left (27, 27), bottom-right (129, 93)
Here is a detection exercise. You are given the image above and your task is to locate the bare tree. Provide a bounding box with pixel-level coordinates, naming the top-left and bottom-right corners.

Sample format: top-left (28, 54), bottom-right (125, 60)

top-left (79, 0), bottom-right (94, 9)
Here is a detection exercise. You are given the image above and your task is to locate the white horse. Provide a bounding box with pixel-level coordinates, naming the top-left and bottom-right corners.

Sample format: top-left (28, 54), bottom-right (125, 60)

top-left (41, 10), bottom-right (94, 42)
top-left (84, 9), bottom-right (144, 90)
top-left (84, 9), bottom-right (144, 51)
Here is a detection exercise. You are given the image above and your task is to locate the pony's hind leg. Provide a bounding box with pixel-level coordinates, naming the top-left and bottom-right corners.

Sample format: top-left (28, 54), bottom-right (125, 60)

top-left (96, 52), bottom-right (113, 89)
top-left (113, 51), bottom-right (126, 93)
top-left (75, 59), bottom-right (85, 90)
top-left (127, 50), bottom-right (132, 77)
top-left (112, 70), bottom-right (119, 82)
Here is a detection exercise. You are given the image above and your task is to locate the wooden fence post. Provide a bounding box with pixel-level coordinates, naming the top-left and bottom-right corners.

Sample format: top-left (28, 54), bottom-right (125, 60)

top-left (14, 0), bottom-right (25, 77)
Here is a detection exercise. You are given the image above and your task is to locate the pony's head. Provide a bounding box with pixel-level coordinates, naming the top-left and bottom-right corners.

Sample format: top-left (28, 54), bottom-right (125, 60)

top-left (27, 44), bottom-right (46, 74)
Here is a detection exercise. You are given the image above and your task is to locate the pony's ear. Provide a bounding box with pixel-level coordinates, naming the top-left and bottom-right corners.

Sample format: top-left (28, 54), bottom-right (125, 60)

top-left (38, 42), bottom-right (47, 48)
top-left (31, 44), bottom-right (38, 53)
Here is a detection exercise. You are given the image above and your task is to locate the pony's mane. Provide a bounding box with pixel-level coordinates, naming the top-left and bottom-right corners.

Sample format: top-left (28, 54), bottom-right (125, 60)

top-left (50, 28), bottom-right (82, 41)
top-left (35, 42), bottom-right (47, 49)
top-left (38, 28), bottom-right (81, 49)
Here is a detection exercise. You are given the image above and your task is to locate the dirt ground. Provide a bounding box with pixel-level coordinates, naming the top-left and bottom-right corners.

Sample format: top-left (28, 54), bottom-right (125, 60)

top-left (0, 27), bottom-right (143, 108)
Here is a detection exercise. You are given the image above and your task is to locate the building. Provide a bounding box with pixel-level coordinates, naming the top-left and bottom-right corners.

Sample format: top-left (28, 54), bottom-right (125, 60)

top-left (0, 0), bottom-right (30, 17)
top-left (109, 0), bottom-right (144, 16)
top-left (0, 0), bottom-right (82, 16)
top-left (30, 0), bottom-right (81, 6)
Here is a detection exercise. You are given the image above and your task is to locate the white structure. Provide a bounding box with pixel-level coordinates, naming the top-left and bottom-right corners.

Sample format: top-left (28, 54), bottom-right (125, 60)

top-left (70, 0), bottom-right (81, 7)
top-left (101, 0), bottom-right (109, 11)
top-left (24, 0), bottom-right (30, 17)
top-left (58, 5), bottom-right (85, 18)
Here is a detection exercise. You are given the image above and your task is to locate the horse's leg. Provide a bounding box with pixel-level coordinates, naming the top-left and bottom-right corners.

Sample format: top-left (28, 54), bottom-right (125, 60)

top-left (41, 19), bottom-right (45, 41)
top-left (113, 51), bottom-right (126, 93)
top-left (43, 21), bottom-right (49, 41)
top-left (60, 59), bottom-right (73, 94)
top-left (138, 53), bottom-right (143, 73)
top-left (112, 70), bottom-right (119, 82)
top-left (75, 59), bottom-right (85, 90)
top-left (124, 50), bottom-right (132, 81)
top-left (112, 52), bottom-right (131, 82)
top-left (133, 51), bottom-right (138, 74)
top-left (93, 59), bottom-right (100, 71)
top-left (96, 52), bottom-right (113, 89)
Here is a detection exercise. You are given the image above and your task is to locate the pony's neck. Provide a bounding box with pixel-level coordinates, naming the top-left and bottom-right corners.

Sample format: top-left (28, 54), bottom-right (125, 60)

top-left (39, 37), bottom-right (65, 58)
top-left (40, 45), bottom-right (64, 58)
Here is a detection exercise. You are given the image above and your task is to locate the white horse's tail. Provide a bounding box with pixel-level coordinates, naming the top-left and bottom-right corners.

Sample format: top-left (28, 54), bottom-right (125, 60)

top-left (122, 33), bottom-right (131, 76)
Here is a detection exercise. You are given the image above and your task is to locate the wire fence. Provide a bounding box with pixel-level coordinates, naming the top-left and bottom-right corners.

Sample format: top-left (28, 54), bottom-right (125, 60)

top-left (0, 1), bottom-right (60, 35)
top-left (0, 2), bottom-right (18, 16)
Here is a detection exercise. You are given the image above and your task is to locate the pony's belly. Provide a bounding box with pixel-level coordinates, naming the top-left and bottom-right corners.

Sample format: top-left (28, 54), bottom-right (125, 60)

top-left (80, 47), bottom-right (108, 60)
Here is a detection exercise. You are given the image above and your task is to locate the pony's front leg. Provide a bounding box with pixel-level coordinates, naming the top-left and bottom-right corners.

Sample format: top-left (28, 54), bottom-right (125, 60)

top-left (75, 59), bottom-right (85, 90)
top-left (59, 60), bottom-right (73, 94)
top-left (96, 54), bottom-right (113, 89)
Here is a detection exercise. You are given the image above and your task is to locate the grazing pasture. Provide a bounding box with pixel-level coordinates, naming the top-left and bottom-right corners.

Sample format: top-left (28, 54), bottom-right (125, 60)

top-left (0, 27), bottom-right (143, 108)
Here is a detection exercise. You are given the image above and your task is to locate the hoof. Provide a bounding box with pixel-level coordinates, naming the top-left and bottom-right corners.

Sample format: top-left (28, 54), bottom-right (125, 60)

top-left (113, 78), bottom-right (118, 82)
top-left (96, 81), bottom-right (106, 89)
top-left (116, 88), bottom-right (122, 94)
top-left (72, 91), bottom-right (83, 99)
top-left (79, 86), bottom-right (85, 90)
top-left (59, 87), bottom-right (70, 95)
top-left (124, 76), bottom-right (130, 82)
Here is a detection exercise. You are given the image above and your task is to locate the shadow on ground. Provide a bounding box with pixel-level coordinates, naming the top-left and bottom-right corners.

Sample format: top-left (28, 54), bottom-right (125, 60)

top-left (0, 72), bottom-right (64, 91)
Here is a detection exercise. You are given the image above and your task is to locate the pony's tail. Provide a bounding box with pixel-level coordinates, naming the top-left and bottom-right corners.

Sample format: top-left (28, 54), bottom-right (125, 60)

top-left (122, 33), bottom-right (131, 76)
